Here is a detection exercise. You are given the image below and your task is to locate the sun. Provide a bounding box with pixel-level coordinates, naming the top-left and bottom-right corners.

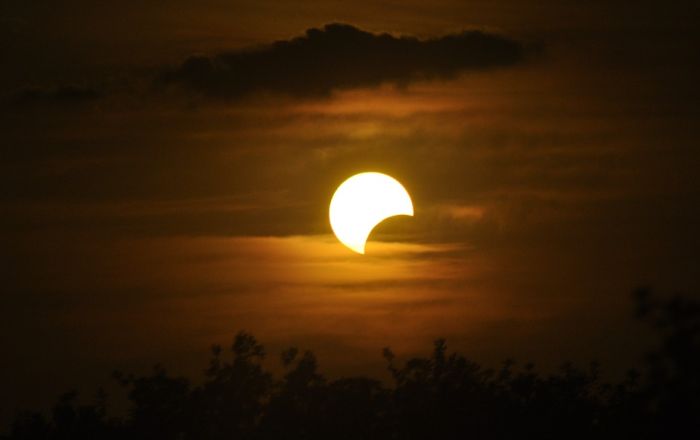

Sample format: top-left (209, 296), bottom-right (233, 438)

top-left (329, 172), bottom-right (414, 254)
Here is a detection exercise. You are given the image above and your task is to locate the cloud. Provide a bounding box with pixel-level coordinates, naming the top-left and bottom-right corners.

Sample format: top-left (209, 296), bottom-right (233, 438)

top-left (8, 85), bottom-right (101, 107)
top-left (160, 23), bottom-right (525, 99)
top-left (434, 203), bottom-right (486, 221)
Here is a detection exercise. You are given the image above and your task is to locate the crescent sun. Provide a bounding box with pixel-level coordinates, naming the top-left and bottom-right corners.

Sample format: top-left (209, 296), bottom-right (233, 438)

top-left (329, 172), bottom-right (414, 254)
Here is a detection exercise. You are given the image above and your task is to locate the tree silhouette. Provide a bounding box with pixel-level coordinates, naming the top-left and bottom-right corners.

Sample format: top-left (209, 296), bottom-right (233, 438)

top-left (6, 290), bottom-right (699, 439)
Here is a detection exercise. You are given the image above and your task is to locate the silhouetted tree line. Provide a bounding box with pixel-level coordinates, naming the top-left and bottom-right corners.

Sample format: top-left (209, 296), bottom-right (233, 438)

top-left (6, 289), bottom-right (699, 439)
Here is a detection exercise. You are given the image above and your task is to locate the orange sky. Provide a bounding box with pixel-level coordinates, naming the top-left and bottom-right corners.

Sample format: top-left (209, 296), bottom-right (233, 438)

top-left (2, 0), bottom-right (699, 428)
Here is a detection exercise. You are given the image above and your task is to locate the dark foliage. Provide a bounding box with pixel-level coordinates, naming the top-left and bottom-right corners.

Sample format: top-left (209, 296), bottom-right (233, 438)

top-left (7, 290), bottom-right (699, 439)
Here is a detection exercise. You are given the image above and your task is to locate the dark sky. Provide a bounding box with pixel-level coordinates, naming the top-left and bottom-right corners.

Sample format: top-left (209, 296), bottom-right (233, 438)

top-left (2, 0), bottom-right (700, 429)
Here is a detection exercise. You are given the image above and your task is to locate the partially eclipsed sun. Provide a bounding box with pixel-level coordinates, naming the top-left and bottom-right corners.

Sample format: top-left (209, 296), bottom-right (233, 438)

top-left (329, 172), bottom-right (414, 254)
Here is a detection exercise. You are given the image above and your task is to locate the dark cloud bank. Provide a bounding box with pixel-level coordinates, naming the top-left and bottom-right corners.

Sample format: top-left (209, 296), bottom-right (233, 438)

top-left (9, 85), bottom-right (101, 107)
top-left (161, 23), bottom-right (525, 98)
